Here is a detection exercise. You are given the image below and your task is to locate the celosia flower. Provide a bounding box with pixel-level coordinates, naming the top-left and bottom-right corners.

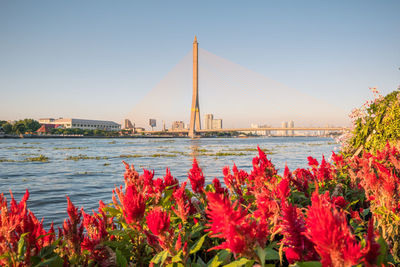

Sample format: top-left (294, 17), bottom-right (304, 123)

top-left (277, 178), bottom-right (290, 201)
top-left (212, 178), bottom-right (227, 195)
top-left (163, 168), bottom-right (178, 188)
top-left (122, 185), bottom-right (146, 224)
top-left (331, 152), bottom-right (345, 169)
top-left (61, 196), bottom-right (84, 255)
top-left (331, 196), bottom-right (347, 209)
top-left (307, 157), bottom-right (319, 167)
top-left (250, 146), bottom-right (277, 181)
top-left (280, 203), bottom-right (318, 263)
top-left (188, 158), bottom-right (205, 194)
top-left (360, 218), bottom-right (380, 265)
top-left (81, 209), bottom-right (109, 264)
top-left (0, 190), bottom-right (55, 266)
top-left (122, 161), bottom-right (140, 186)
top-left (305, 191), bottom-right (362, 267)
top-left (317, 156), bottom-right (333, 181)
top-left (205, 192), bottom-right (247, 254)
top-left (171, 182), bottom-right (190, 222)
top-left (146, 207), bottom-right (171, 236)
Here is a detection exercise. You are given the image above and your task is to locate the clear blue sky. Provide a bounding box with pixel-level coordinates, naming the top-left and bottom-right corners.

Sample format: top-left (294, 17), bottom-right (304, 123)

top-left (1, 1), bottom-right (399, 125)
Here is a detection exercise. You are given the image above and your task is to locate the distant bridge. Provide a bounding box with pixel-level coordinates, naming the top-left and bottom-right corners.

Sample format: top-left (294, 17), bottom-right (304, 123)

top-left (143, 127), bottom-right (349, 135)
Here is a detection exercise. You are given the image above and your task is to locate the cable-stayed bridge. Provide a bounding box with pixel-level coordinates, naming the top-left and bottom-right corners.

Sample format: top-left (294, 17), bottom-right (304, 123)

top-left (127, 37), bottom-right (349, 137)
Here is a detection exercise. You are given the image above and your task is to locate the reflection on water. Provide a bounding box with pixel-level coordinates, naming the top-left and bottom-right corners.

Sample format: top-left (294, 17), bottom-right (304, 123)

top-left (0, 137), bottom-right (338, 227)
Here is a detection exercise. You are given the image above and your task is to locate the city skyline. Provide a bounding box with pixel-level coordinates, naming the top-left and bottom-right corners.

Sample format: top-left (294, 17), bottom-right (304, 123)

top-left (1, 1), bottom-right (399, 124)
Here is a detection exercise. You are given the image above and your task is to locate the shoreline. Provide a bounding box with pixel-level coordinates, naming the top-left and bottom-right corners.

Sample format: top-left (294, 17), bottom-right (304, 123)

top-left (0, 134), bottom-right (335, 139)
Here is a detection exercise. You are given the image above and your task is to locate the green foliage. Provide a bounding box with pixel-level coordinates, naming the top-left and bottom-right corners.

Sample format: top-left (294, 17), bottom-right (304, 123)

top-left (346, 89), bottom-right (400, 155)
top-left (0, 118), bottom-right (41, 135)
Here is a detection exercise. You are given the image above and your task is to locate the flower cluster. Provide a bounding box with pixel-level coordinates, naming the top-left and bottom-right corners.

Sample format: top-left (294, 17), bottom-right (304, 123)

top-left (2, 143), bottom-right (400, 266)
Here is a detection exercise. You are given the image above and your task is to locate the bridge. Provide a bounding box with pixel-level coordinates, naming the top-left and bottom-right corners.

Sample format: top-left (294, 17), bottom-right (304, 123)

top-left (143, 127), bottom-right (348, 135)
top-left (129, 37), bottom-right (350, 137)
top-left (185, 37), bottom-right (349, 137)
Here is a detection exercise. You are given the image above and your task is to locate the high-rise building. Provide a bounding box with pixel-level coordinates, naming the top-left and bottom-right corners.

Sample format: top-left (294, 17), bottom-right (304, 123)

top-left (281, 121), bottom-right (288, 136)
top-left (204, 114), bottom-right (223, 130)
top-left (172, 121), bottom-right (185, 131)
top-left (204, 114), bottom-right (213, 129)
top-left (123, 119), bottom-right (134, 129)
top-left (212, 119), bottom-right (223, 130)
top-left (289, 120), bottom-right (294, 136)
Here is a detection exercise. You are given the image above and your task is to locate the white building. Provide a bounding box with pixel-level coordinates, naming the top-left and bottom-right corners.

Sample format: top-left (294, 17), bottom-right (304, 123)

top-left (171, 121), bottom-right (185, 131)
top-left (38, 118), bottom-right (121, 131)
top-left (250, 124), bottom-right (271, 136)
top-left (204, 114), bottom-right (223, 130)
top-left (281, 121), bottom-right (288, 136)
top-left (212, 119), bottom-right (222, 130)
top-left (288, 120), bottom-right (295, 136)
top-left (204, 114), bottom-right (213, 130)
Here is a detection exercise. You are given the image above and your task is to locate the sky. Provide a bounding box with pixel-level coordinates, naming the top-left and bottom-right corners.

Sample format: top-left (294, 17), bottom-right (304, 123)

top-left (1, 1), bottom-right (399, 127)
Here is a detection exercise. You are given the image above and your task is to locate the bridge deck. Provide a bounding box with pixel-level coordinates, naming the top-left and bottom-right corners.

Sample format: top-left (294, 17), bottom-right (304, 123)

top-left (143, 127), bottom-right (349, 134)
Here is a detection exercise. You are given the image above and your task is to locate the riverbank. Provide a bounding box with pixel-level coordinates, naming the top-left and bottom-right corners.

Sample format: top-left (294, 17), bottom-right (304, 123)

top-left (1, 134), bottom-right (336, 139)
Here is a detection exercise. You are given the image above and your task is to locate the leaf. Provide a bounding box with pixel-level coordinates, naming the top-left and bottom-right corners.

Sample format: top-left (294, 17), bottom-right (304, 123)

top-left (264, 247), bottom-right (279, 260)
top-left (103, 206), bottom-right (122, 217)
top-left (190, 233), bottom-right (208, 254)
top-left (34, 255), bottom-right (63, 267)
top-left (197, 256), bottom-right (207, 266)
top-left (292, 261), bottom-right (322, 267)
top-left (191, 222), bottom-right (205, 237)
top-left (166, 263), bottom-right (185, 267)
top-left (208, 250), bottom-right (231, 267)
top-left (376, 236), bottom-right (388, 265)
top-left (162, 189), bottom-right (174, 207)
top-left (151, 250), bottom-right (169, 265)
top-left (223, 258), bottom-right (253, 267)
top-left (362, 208), bottom-right (370, 218)
top-left (171, 251), bottom-right (183, 263)
top-left (18, 232), bottom-right (29, 257)
top-left (116, 248), bottom-right (128, 267)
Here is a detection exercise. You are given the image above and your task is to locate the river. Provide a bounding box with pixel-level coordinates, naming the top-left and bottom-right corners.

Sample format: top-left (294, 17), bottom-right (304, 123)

top-left (0, 137), bottom-right (338, 227)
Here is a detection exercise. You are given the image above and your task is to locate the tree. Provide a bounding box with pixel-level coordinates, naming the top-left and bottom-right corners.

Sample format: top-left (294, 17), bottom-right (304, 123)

top-left (12, 121), bottom-right (26, 135)
top-left (22, 119), bottom-right (41, 132)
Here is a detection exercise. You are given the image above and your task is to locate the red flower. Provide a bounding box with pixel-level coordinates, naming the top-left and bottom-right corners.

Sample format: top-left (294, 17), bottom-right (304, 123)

top-left (205, 192), bottom-right (247, 254)
top-left (307, 156), bottom-right (319, 167)
top-left (331, 196), bottom-right (348, 209)
top-left (188, 158), bottom-right (205, 194)
top-left (317, 156), bottom-right (333, 181)
top-left (305, 191), bottom-right (362, 267)
top-left (213, 178), bottom-right (227, 195)
top-left (249, 146), bottom-right (277, 181)
top-left (361, 218), bottom-right (380, 265)
top-left (280, 203), bottom-right (318, 263)
top-left (122, 185), bottom-right (146, 224)
top-left (146, 208), bottom-right (171, 236)
top-left (331, 152), bottom-right (345, 168)
top-left (171, 182), bottom-right (190, 222)
top-left (61, 196), bottom-right (84, 255)
top-left (163, 168), bottom-right (178, 188)
top-left (277, 178), bottom-right (290, 201)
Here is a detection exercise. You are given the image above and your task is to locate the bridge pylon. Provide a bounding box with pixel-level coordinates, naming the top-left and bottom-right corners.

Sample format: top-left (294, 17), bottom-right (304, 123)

top-left (189, 36), bottom-right (201, 138)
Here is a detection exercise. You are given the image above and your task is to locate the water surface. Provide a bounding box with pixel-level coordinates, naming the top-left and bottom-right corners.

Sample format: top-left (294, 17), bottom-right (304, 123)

top-left (0, 137), bottom-right (337, 227)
